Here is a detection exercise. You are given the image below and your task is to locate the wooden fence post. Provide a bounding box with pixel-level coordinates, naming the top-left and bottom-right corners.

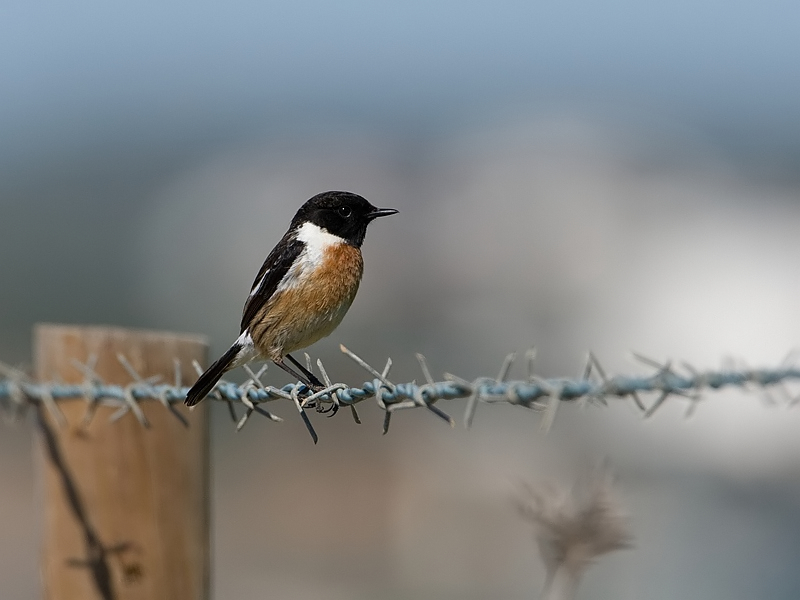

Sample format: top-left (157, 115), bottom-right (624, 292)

top-left (33, 324), bottom-right (210, 600)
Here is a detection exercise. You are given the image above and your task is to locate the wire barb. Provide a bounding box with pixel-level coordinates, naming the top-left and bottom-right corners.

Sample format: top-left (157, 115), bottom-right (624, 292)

top-left (1, 350), bottom-right (799, 442)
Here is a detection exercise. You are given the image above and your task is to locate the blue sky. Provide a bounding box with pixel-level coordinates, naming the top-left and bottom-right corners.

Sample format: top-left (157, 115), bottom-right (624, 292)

top-left (2, 0), bottom-right (799, 162)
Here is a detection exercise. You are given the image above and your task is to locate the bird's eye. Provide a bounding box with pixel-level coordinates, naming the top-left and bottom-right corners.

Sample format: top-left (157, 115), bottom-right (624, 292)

top-left (337, 206), bottom-right (352, 218)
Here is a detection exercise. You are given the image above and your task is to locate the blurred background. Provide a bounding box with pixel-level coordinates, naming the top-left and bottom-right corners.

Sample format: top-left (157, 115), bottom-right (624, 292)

top-left (2, 1), bottom-right (800, 598)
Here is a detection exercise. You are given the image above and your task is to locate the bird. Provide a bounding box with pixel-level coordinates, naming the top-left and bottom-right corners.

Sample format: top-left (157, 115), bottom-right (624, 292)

top-left (184, 191), bottom-right (397, 414)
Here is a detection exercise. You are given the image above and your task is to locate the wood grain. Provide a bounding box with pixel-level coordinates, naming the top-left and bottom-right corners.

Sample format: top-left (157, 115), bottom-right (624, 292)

top-left (34, 324), bottom-right (209, 600)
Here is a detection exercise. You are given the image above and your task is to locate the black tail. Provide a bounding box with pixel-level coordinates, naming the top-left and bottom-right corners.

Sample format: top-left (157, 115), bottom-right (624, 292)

top-left (185, 343), bottom-right (240, 406)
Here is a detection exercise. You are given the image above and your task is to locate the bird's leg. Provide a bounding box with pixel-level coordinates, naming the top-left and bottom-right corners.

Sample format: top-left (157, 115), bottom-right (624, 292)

top-left (286, 354), bottom-right (341, 414)
top-left (274, 358), bottom-right (320, 444)
top-left (285, 353), bottom-right (325, 389)
top-left (274, 358), bottom-right (324, 392)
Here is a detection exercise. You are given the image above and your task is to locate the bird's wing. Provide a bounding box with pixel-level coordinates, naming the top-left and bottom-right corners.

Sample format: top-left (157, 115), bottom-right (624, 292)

top-left (240, 236), bottom-right (305, 333)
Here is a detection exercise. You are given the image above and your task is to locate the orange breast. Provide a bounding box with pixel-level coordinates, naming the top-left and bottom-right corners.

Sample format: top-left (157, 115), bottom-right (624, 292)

top-left (249, 243), bottom-right (364, 360)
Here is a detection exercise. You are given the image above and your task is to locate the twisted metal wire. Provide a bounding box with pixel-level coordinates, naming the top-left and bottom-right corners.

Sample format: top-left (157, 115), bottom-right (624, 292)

top-left (2, 347), bottom-right (800, 442)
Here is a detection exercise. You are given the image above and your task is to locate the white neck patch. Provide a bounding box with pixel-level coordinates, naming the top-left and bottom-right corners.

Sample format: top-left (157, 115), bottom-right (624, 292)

top-left (295, 221), bottom-right (345, 262)
top-left (272, 222), bottom-right (347, 293)
top-left (249, 223), bottom-right (343, 299)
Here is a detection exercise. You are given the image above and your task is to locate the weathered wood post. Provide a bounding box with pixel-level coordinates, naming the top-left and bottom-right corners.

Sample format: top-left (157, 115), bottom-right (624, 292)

top-left (34, 324), bottom-right (210, 600)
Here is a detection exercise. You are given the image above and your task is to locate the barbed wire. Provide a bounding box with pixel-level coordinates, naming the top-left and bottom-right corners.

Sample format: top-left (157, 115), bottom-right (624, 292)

top-left (2, 346), bottom-right (800, 443)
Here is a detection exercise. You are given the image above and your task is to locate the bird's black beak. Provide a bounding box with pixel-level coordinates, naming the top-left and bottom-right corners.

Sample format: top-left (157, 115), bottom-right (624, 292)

top-left (366, 207), bottom-right (398, 220)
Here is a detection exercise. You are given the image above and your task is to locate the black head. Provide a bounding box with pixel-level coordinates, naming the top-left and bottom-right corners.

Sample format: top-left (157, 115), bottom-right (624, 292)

top-left (291, 191), bottom-right (397, 247)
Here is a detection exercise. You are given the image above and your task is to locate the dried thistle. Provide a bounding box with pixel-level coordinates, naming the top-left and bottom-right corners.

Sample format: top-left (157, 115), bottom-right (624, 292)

top-left (516, 465), bottom-right (633, 600)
